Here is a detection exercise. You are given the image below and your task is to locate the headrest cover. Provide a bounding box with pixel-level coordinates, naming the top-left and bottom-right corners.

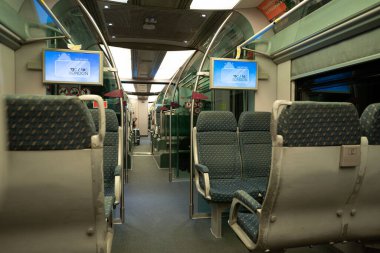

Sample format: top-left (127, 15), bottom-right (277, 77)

top-left (360, 103), bottom-right (380, 145)
top-left (6, 95), bottom-right (96, 150)
top-left (238, 111), bottom-right (271, 132)
top-left (196, 111), bottom-right (237, 132)
top-left (277, 102), bottom-right (361, 147)
top-left (90, 109), bottom-right (119, 132)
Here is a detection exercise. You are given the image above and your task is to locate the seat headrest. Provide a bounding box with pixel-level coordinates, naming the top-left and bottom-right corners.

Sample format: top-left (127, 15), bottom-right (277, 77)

top-left (90, 109), bottom-right (119, 132)
top-left (277, 102), bottom-right (361, 147)
top-left (238, 111), bottom-right (271, 132)
top-left (6, 95), bottom-right (96, 150)
top-left (360, 103), bottom-right (380, 145)
top-left (196, 111), bottom-right (237, 132)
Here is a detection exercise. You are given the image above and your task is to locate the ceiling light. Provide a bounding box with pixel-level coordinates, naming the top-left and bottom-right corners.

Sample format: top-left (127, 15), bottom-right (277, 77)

top-left (122, 84), bottom-right (135, 93)
top-left (108, 23), bottom-right (113, 26)
top-left (190, 0), bottom-right (240, 10)
top-left (104, 5), bottom-right (109, 9)
top-left (128, 95), bottom-right (138, 100)
top-left (184, 40), bottom-right (188, 44)
top-left (112, 35), bottom-right (116, 38)
top-left (154, 50), bottom-right (195, 80)
top-left (150, 85), bottom-right (165, 93)
top-left (108, 0), bottom-right (128, 3)
top-left (101, 45), bottom-right (132, 79)
top-left (148, 95), bottom-right (158, 103)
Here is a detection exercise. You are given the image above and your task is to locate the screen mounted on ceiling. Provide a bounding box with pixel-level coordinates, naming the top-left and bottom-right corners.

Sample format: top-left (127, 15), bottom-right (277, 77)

top-left (43, 49), bottom-right (103, 85)
top-left (210, 58), bottom-right (258, 90)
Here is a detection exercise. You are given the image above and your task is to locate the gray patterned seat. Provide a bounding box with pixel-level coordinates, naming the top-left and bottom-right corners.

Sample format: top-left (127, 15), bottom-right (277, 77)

top-left (238, 112), bottom-right (271, 199)
top-left (194, 111), bottom-right (261, 238)
top-left (347, 103), bottom-right (380, 241)
top-left (6, 95), bottom-right (96, 150)
top-left (2, 95), bottom-right (108, 253)
top-left (229, 101), bottom-right (364, 251)
top-left (90, 109), bottom-right (121, 217)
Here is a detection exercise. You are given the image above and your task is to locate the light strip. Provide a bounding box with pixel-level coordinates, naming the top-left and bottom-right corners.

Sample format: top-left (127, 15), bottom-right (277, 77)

top-left (154, 50), bottom-right (195, 80)
top-left (150, 84), bottom-right (165, 93)
top-left (108, 0), bottom-right (128, 3)
top-left (101, 45), bottom-right (132, 79)
top-left (122, 83), bottom-right (135, 92)
top-left (148, 95), bottom-right (158, 102)
top-left (190, 0), bottom-right (240, 10)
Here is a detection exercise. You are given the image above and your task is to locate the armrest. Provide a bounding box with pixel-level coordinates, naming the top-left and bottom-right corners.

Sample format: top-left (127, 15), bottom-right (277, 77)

top-left (228, 190), bottom-right (261, 251)
top-left (194, 163), bottom-right (209, 174)
top-left (114, 165), bottom-right (121, 176)
top-left (233, 190), bottom-right (262, 213)
top-left (194, 163), bottom-right (211, 200)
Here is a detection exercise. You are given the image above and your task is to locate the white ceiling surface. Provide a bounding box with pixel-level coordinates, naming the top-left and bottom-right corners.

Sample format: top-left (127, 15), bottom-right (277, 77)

top-left (154, 50), bottom-right (195, 79)
top-left (108, 46), bottom-right (133, 79)
top-left (190, 0), bottom-right (240, 9)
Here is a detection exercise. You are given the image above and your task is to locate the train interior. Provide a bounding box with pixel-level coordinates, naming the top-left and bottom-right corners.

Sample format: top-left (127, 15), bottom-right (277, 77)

top-left (0, 0), bottom-right (380, 252)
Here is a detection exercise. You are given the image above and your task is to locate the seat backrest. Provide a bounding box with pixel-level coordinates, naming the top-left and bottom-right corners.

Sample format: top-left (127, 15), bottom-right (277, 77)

top-left (258, 101), bottom-right (363, 250)
top-left (90, 109), bottom-right (119, 196)
top-left (348, 103), bottom-right (380, 240)
top-left (0, 95), bottom-right (107, 253)
top-left (238, 111), bottom-right (271, 178)
top-left (195, 111), bottom-right (240, 179)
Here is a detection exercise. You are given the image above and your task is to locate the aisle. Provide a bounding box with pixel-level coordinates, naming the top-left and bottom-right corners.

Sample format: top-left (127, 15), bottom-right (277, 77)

top-left (111, 154), bottom-right (247, 253)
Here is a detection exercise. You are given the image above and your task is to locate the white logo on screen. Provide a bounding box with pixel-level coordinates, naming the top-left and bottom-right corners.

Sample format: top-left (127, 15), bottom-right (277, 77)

top-left (221, 62), bottom-right (249, 84)
top-left (54, 53), bottom-right (91, 78)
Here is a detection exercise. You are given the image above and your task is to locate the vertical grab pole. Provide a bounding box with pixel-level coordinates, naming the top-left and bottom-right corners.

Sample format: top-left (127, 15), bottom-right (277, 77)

top-left (163, 70), bottom-right (180, 182)
top-left (189, 12), bottom-right (234, 219)
top-left (76, 0), bottom-right (126, 224)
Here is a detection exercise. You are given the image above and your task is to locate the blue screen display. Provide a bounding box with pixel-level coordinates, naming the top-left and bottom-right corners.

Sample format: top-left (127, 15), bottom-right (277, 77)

top-left (43, 50), bottom-right (102, 85)
top-left (211, 58), bottom-right (257, 90)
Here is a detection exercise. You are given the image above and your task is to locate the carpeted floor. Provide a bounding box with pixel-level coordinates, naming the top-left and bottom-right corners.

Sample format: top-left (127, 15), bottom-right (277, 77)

top-left (111, 154), bottom-right (248, 253)
top-left (132, 137), bottom-right (152, 154)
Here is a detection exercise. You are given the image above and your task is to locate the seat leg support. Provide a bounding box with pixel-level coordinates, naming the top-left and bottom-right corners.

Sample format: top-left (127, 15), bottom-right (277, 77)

top-left (210, 203), bottom-right (229, 238)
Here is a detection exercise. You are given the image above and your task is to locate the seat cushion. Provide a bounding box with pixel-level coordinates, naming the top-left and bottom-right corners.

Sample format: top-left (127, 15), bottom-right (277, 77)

top-left (248, 177), bottom-right (268, 198)
top-left (203, 178), bottom-right (266, 202)
top-left (237, 212), bottom-right (259, 243)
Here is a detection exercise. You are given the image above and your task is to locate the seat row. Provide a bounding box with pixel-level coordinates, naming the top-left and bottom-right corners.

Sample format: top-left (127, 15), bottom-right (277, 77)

top-left (193, 110), bottom-right (272, 238)
top-left (194, 101), bottom-right (380, 251)
top-left (0, 95), bottom-right (122, 253)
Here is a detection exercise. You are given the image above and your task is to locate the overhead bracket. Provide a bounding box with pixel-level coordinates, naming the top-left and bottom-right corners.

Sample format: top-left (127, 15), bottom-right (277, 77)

top-left (197, 71), bottom-right (209, 77)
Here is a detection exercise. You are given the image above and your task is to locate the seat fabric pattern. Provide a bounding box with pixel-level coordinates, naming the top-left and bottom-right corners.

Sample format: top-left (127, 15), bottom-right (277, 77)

top-left (239, 111), bottom-right (271, 132)
top-left (197, 132), bottom-right (241, 179)
top-left (89, 109), bottom-right (119, 132)
top-left (196, 111), bottom-right (237, 132)
top-left (6, 95), bottom-right (96, 150)
top-left (278, 102), bottom-right (361, 147)
top-left (90, 109), bottom-right (119, 198)
top-left (196, 111), bottom-right (240, 180)
top-left (237, 212), bottom-right (260, 242)
top-left (360, 103), bottom-right (380, 145)
top-left (239, 112), bottom-right (271, 179)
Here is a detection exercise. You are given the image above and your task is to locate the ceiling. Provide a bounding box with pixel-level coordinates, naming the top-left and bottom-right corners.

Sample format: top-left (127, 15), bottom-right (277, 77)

top-left (80, 0), bottom-right (263, 98)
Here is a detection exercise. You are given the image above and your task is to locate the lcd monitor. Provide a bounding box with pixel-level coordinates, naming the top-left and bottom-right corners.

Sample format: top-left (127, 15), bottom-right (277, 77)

top-left (210, 58), bottom-right (258, 90)
top-left (43, 49), bottom-right (103, 85)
